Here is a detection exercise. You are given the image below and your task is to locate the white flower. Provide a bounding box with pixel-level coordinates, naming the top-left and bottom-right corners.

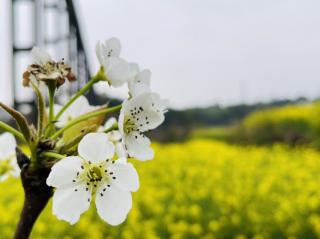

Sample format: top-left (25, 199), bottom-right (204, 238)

top-left (95, 38), bottom-right (121, 63)
top-left (23, 47), bottom-right (75, 87)
top-left (103, 118), bottom-right (127, 160)
top-left (47, 133), bottom-right (139, 225)
top-left (31, 47), bottom-right (53, 65)
top-left (95, 38), bottom-right (138, 87)
top-left (118, 93), bottom-right (168, 161)
top-left (54, 96), bottom-right (99, 128)
top-left (128, 69), bottom-right (151, 97)
top-left (0, 132), bottom-right (19, 182)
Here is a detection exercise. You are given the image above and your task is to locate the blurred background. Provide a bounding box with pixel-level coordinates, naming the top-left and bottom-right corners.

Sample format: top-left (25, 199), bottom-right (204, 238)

top-left (1, 0), bottom-right (320, 238)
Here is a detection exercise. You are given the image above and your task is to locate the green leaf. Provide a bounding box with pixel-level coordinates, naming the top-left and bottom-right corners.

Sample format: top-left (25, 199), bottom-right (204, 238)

top-left (59, 124), bottom-right (98, 153)
top-left (31, 82), bottom-right (46, 137)
top-left (0, 102), bottom-right (31, 142)
top-left (62, 115), bottom-right (104, 144)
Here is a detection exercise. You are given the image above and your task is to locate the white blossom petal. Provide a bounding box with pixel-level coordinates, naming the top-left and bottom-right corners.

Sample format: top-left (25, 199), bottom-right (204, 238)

top-left (105, 57), bottom-right (137, 87)
top-left (150, 93), bottom-right (169, 113)
top-left (0, 133), bottom-right (17, 159)
top-left (95, 41), bottom-right (106, 66)
top-left (64, 95), bottom-right (90, 116)
top-left (106, 131), bottom-right (122, 142)
top-left (95, 38), bottom-right (122, 66)
top-left (125, 132), bottom-right (154, 161)
top-left (78, 133), bottom-right (114, 163)
top-left (52, 184), bottom-right (91, 224)
top-left (46, 156), bottom-right (83, 188)
top-left (129, 63), bottom-right (140, 80)
top-left (103, 37), bottom-right (121, 58)
top-left (104, 117), bottom-right (117, 130)
top-left (116, 157), bottom-right (127, 164)
top-left (115, 142), bottom-right (127, 159)
top-left (95, 185), bottom-right (132, 226)
top-left (128, 69), bottom-right (151, 97)
top-left (125, 92), bottom-right (167, 113)
top-left (31, 47), bottom-right (52, 65)
top-left (55, 96), bottom-right (97, 127)
top-left (108, 162), bottom-right (139, 192)
top-left (118, 108), bottom-right (125, 137)
top-left (53, 104), bottom-right (63, 114)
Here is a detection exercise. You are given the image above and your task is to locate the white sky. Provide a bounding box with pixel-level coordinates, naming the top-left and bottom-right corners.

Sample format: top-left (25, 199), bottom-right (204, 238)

top-left (1, 0), bottom-right (320, 109)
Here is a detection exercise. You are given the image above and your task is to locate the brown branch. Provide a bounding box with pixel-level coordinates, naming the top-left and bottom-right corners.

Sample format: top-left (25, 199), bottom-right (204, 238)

top-left (14, 148), bottom-right (53, 239)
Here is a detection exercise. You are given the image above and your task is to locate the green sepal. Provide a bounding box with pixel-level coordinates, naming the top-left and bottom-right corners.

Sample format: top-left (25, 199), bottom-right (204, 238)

top-left (0, 102), bottom-right (31, 142)
top-left (93, 66), bottom-right (108, 83)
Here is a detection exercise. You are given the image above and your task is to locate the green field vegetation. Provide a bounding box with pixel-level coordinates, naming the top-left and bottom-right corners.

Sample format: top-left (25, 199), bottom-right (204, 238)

top-left (190, 126), bottom-right (235, 141)
top-left (240, 102), bottom-right (320, 146)
top-left (191, 102), bottom-right (320, 148)
top-left (155, 98), bottom-right (308, 142)
top-left (1, 140), bottom-right (320, 239)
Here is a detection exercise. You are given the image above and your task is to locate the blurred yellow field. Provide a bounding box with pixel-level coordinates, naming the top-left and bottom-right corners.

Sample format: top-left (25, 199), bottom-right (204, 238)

top-left (1, 140), bottom-right (320, 239)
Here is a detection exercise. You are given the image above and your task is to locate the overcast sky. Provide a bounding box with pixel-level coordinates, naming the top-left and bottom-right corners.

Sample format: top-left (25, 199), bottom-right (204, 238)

top-left (1, 0), bottom-right (320, 109)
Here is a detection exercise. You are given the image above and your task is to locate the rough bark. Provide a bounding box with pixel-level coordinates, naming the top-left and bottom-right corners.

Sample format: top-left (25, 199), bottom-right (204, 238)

top-left (13, 148), bottom-right (53, 239)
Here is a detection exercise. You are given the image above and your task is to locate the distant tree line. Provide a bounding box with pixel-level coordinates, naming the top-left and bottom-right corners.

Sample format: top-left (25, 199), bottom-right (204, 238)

top-left (0, 94), bottom-right (312, 143)
top-left (152, 97), bottom-right (309, 142)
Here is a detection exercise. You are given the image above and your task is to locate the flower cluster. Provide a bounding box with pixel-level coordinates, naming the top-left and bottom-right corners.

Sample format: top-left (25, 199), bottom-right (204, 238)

top-left (0, 37), bottom-right (167, 227)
